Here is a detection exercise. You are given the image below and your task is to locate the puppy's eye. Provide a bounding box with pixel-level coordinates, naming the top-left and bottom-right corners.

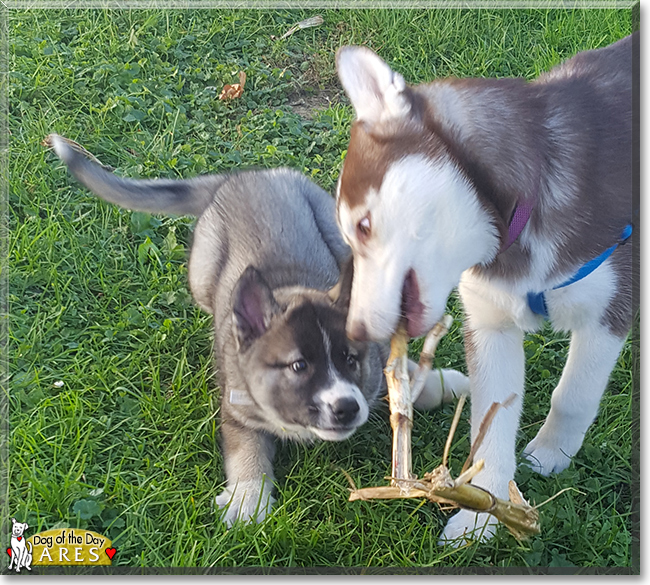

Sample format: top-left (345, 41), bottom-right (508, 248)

top-left (345, 352), bottom-right (359, 368)
top-left (290, 359), bottom-right (307, 373)
top-left (356, 214), bottom-right (371, 242)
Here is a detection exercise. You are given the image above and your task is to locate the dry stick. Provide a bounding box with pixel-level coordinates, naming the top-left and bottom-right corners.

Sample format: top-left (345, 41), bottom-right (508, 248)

top-left (460, 393), bottom-right (517, 475)
top-left (410, 314), bottom-right (453, 403)
top-left (277, 15), bottom-right (324, 40)
top-left (385, 323), bottom-right (413, 492)
top-left (349, 404), bottom-right (540, 539)
top-left (442, 394), bottom-right (467, 468)
top-left (348, 320), bottom-right (540, 540)
top-left (387, 316), bottom-right (456, 493)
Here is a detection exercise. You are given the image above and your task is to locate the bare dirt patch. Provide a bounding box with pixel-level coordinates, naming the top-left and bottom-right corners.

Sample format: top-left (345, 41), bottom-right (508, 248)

top-left (285, 88), bottom-right (342, 120)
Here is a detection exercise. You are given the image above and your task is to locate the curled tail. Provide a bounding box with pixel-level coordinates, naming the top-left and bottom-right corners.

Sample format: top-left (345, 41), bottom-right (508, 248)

top-left (45, 134), bottom-right (228, 216)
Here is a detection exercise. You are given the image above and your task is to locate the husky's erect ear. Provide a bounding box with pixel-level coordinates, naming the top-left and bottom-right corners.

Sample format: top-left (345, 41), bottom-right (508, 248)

top-left (336, 46), bottom-right (411, 125)
top-left (328, 256), bottom-right (354, 311)
top-left (232, 266), bottom-right (279, 352)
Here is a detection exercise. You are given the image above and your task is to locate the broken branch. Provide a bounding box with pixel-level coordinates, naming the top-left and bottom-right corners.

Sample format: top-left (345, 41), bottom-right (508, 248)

top-left (385, 323), bottom-right (413, 492)
top-left (348, 318), bottom-right (540, 540)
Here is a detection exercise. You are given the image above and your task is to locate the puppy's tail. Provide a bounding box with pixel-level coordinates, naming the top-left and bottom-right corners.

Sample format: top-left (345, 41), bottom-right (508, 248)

top-left (45, 134), bottom-right (227, 216)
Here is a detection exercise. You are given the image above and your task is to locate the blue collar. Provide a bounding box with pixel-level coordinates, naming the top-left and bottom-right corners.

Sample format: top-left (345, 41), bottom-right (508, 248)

top-left (527, 224), bottom-right (633, 318)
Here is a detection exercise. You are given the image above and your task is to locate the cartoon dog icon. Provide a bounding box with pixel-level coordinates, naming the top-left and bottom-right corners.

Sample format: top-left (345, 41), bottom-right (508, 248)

top-left (8, 518), bottom-right (32, 572)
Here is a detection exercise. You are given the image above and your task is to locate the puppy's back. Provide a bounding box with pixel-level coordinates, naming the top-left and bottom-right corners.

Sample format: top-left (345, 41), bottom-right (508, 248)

top-left (190, 168), bottom-right (350, 320)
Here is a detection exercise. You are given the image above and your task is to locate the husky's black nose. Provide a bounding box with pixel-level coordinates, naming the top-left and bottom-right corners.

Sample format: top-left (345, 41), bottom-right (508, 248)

top-left (330, 397), bottom-right (360, 425)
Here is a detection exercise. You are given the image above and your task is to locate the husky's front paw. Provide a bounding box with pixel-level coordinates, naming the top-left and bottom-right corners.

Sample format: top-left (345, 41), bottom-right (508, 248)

top-left (438, 510), bottom-right (498, 546)
top-left (523, 436), bottom-right (574, 476)
top-left (413, 368), bottom-right (470, 410)
top-left (523, 421), bottom-right (582, 476)
top-left (215, 479), bottom-right (276, 527)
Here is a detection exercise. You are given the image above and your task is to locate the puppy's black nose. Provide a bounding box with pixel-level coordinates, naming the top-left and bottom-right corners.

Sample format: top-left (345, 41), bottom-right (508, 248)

top-left (330, 397), bottom-right (360, 426)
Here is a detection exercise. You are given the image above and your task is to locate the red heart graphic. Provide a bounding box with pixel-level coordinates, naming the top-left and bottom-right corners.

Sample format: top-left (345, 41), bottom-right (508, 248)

top-left (105, 547), bottom-right (116, 560)
top-left (17, 536), bottom-right (22, 541)
top-left (6, 547), bottom-right (11, 557)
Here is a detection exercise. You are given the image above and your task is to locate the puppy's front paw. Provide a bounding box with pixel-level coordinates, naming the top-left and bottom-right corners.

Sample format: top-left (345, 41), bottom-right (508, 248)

top-left (413, 368), bottom-right (470, 410)
top-left (215, 479), bottom-right (276, 527)
top-left (438, 510), bottom-right (498, 547)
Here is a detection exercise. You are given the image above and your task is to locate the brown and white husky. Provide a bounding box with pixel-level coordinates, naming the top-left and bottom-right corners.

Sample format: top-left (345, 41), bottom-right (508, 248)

top-left (334, 33), bottom-right (637, 543)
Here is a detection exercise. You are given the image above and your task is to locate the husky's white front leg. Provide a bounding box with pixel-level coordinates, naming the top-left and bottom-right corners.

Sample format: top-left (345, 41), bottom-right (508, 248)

top-left (523, 325), bottom-right (626, 475)
top-left (215, 416), bottom-right (276, 526)
top-left (440, 322), bottom-right (525, 545)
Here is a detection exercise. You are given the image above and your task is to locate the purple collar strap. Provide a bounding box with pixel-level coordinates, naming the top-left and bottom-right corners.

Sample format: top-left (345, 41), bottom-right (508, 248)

top-left (499, 166), bottom-right (540, 253)
top-left (500, 198), bottom-right (535, 252)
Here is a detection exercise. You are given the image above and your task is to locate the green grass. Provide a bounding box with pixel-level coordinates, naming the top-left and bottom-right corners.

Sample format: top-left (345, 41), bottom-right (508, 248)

top-left (5, 7), bottom-right (636, 572)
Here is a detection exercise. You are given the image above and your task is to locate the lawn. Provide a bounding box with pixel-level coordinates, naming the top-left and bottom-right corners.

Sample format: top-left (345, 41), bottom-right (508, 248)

top-left (4, 6), bottom-right (637, 572)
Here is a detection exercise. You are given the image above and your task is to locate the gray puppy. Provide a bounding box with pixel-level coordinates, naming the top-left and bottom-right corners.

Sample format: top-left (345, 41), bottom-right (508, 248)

top-left (47, 134), bottom-right (469, 525)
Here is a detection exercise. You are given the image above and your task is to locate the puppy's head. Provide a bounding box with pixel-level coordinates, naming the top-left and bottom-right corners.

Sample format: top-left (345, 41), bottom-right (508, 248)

top-left (230, 263), bottom-right (381, 442)
top-left (335, 46), bottom-right (500, 341)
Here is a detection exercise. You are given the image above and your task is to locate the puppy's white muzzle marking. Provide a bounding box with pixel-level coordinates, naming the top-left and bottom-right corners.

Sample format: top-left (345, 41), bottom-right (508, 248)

top-left (310, 378), bottom-right (369, 441)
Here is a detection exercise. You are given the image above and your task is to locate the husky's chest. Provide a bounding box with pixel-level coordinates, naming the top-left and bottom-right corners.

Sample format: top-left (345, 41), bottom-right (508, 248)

top-left (459, 250), bottom-right (620, 335)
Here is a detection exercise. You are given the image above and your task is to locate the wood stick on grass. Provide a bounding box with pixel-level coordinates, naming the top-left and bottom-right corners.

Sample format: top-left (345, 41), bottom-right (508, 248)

top-left (349, 320), bottom-right (540, 540)
top-left (385, 323), bottom-right (413, 491)
top-left (442, 393), bottom-right (466, 468)
top-left (460, 392), bottom-right (516, 475)
top-left (410, 314), bottom-right (453, 403)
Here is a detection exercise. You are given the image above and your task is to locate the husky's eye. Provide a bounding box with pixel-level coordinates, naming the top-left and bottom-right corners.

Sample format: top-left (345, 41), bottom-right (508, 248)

top-left (356, 214), bottom-right (371, 242)
top-left (290, 359), bottom-right (307, 373)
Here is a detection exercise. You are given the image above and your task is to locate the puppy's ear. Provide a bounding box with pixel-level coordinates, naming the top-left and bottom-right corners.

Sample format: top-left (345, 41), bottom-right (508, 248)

top-left (232, 266), bottom-right (279, 352)
top-left (328, 256), bottom-right (354, 311)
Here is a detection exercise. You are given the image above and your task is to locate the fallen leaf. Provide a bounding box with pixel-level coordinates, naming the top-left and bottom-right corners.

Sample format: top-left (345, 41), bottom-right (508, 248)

top-left (219, 71), bottom-right (246, 100)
